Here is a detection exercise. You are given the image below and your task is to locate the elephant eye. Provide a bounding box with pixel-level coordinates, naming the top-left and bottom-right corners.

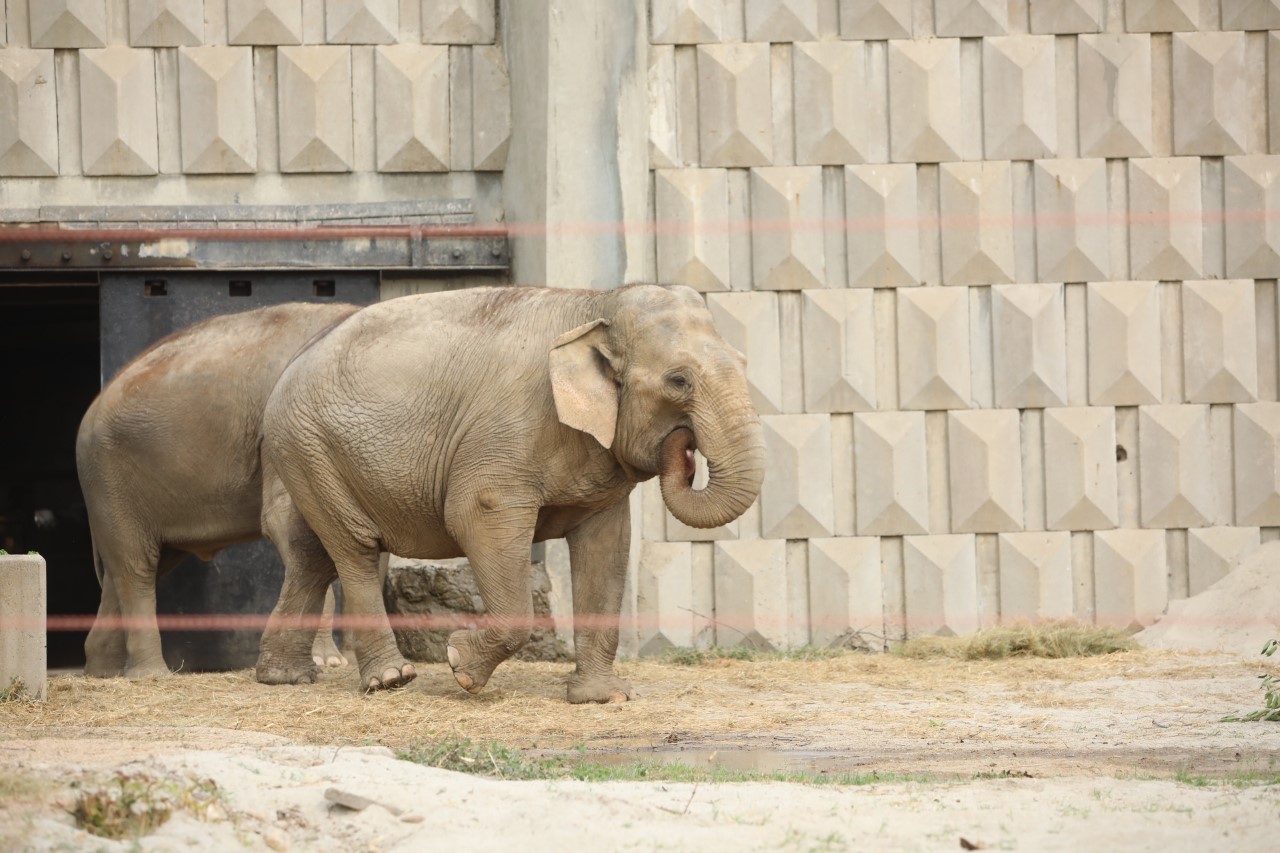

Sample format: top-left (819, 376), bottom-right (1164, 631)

top-left (667, 373), bottom-right (691, 391)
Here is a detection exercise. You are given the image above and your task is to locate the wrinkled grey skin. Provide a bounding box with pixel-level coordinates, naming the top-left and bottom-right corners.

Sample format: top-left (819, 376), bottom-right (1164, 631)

top-left (260, 284), bottom-right (765, 702)
top-left (77, 303), bottom-right (358, 679)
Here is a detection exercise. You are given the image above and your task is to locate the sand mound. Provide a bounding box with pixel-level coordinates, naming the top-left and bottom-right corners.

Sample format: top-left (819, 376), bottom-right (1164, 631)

top-left (1136, 541), bottom-right (1280, 655)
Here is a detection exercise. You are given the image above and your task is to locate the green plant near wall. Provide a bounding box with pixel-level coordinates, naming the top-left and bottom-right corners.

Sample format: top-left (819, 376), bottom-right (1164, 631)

top-left (1223, 640), bottom-right (1280, 723)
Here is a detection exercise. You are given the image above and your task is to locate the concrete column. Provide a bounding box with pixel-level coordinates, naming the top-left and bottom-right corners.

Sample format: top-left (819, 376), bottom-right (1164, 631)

top-left (501, 0), bottom-right (653, 289)
top-left (0, 554), bottom-right (47, 701)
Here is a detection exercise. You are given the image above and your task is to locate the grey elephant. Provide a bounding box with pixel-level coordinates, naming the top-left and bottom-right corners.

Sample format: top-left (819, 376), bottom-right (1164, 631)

top-left (258, 284), bottom-right (765, 702)
top-left (77, 302), bottom-right (358, 678)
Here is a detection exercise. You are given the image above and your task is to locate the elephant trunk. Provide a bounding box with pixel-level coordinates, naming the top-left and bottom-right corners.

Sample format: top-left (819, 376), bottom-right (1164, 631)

top-left (658, 394), bottom-right (765, 530)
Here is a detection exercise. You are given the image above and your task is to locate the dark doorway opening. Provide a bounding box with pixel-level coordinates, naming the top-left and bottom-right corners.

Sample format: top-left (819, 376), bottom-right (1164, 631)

top-left (0, 283), bottom-right (100, 668)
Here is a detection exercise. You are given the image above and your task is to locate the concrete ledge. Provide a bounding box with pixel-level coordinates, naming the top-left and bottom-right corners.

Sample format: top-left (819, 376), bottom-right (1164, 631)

top-left (0, 554), bottom-right (46, 701)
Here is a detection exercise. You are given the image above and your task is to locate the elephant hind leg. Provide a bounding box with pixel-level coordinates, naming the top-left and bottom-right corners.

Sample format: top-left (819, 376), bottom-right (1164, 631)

top-left (84, 570), bottom-right (126, 678)
top-left (310, 585), bottom-right (348, 668)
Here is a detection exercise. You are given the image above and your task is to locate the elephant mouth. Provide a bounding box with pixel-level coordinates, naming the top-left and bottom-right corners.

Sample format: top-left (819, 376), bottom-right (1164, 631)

top-left (660, 427), bottom-right (698, 489)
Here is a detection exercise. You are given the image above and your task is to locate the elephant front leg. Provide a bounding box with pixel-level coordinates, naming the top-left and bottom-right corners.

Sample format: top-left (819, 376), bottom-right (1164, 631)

top-left (565, 500), bottom-right (633, 704)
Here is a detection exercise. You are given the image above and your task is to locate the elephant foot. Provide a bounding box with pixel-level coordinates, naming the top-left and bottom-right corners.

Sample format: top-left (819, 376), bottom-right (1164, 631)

top-left (256, 662), bottom-right (320, 686)
top-left (445, 631), bottom-right (507, 695)
top-left (363, 662), bottom-right (416, 693)
top-left (311, 633), bottom-right (348, 668)
top-left (84, 640), bottom-right (127, 678)
top-left (123, 661), bottom-right (173, 680)
top-left (567, 673), bottom-right (633, 705)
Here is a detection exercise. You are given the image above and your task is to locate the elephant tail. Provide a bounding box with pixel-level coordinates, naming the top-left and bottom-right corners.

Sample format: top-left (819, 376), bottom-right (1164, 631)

top-left (91, 534), bottom-right (103, 588)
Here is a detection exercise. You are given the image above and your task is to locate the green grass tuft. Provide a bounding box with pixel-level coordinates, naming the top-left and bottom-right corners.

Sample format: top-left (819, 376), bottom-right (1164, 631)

top-left (1, 677), bottom-right (30, 703)
top-left (659, 645), bottom-right (853, 666)
top-left (72, 772), bottom-right (224, 840)
top-left (891, 621), bottom-right (1135, 660)
top-left (1222, 639), bottom-right (1280, 723)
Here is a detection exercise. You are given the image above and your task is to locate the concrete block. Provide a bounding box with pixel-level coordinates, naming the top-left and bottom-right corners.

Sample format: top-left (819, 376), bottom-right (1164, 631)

top-left (277, 46), bottom-right (353, 173)
top-left (1033, 158), bottom-right (1109, 283)
top-left (1093, 530), bottom-right (1167, 629)
top-left (1043, 406), bottom-right (1119, 531)
top-left (128, 0), bottom-right (202, 46)
top-left (0, 50), bottom-right (59, 177)
top-left (656, 168), bottom-right (731, 292)
top-left (707, 292), bottom-right (783, 415)
top-left (802, 290), bottom-right (876, 412)
top-left (745, 0), bottom-right (818, 42)
top-left (1172, 33), bottom-right (1248, 157)
top-left (794, 41), bottom-right (885, 166)
top-left (1077, 34), bottom-right (1152, 158)
top-left (1187, 527), bottom-right (1260, 597)
top-left (750, 167), bottom-right (824, 290)
top-left (982, 35), bottom-right (1055, 161)
top-left (888, 39), bottom-right (968, 164)
top-left (651, 0), bottom-right (733, 44)
top-left (420, 0), bottom-right (495, 44)
top-left (935, 0), bottom-right (1007, 37)
top-left (897, 287), bottom-right (972, 410)
top-left (1087, 281), bottom-right (1162, 406)
top-left (948, 410), bottom-right (1024, 534)
top-left (940, 161), bottom-right (1015, 286)
top-left (374, 45), bottom-right (449, 172)
top-left (1125, 0), bottom-right (1199, 31)
top-left (697, 43), bottom-right (772, 167)
top-left (844, 164), bottom-right (920, 288)
top-left (471, 45), bottom-right (509, 171)
top-left (1235, 403), bottom-right (1280, 526)
top-left (1182, 280), bottom-right (1258, 404)
top-left (997, 532), bottom-right (1073, 623)
top-left (326, 0), bottom-right (397, 44)
top-left (1139, 404), bottom-right (1213, 528)
top-left (1128, 157), bottom-right (1202, 281)
top-left (177, 47), bottom-right (257, 174)
top-left (760, 414), bottom-right (835, 539)
top-left (1029, 0), bottom-right (1102, 33)
top-left (808, 538), bottom-right (883, 648)
top-left (79, 48), bottom-right (159, 176)
top-left (838, 0), bottom-right (910, 38)
top-left (1224, 156), bottom-right (1280, 279)
top-left (228, 0), bottom-right (303, 44)
top-left (635, 542), bottom-right (695, 656)
top-left (30, 0), bottom-right (107, 48)
top-left (1221, 0), bottom-right (1280, 29)
top-left (903, 534), bottom-right (979, 637)
top-left (992, 284), bottom-right (1067, 409)
top-left (0, 555), bottom-right (46, 702)
top-left (713, 540), bottom-right (794, 650)
top-left (854, 411), bottom-right (929, 535)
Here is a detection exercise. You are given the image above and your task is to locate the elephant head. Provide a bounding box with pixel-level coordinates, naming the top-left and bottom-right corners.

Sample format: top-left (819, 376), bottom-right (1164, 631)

top-left (549, 285), bottom-right (765, 529)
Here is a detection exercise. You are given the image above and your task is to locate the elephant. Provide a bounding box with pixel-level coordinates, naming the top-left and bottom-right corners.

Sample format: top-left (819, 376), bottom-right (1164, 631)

top-left (77, 302), bottom-right (360, 678)
top-left (258, 284), bottom-right (765, 702)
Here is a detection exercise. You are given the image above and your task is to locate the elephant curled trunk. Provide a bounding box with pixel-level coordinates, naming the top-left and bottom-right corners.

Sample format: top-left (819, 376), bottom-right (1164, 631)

top-left (658, 409), bottom-right (765, 530)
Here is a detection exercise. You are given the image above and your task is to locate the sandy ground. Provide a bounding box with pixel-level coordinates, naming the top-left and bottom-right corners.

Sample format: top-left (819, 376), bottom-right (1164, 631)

top-left (2, 649), bottom-right (1278, 851)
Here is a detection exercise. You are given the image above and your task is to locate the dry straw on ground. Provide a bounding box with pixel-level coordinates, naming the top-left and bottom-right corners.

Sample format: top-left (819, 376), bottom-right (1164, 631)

top-left (891, 621), bottom-right (1136, 661)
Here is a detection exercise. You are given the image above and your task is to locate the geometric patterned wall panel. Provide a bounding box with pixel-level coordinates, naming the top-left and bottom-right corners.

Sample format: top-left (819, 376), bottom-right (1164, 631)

top-left (1187, 526), bottom-right (1260, 597)
top-left (982, 35), bottom-right (1055, 160)
top-left (888, 39), bottom-right (969, 163)
top-left (276, 46), bottom-right (353, 173)
top-left (1224, 155), bottom-right (1280, 279)
top-left (374, 45), bottom-right (450, 172)
top-left (845, 164), bottom-right (920, 288)
top-left (794, 41), bottom-right (885, 166)
top-left (808, 537), bottom-right (883, 648)
top-left (0, 49), bottom-right (59, 176)
top-left (992, 283), bottom-right (1068, 409)
top-left (326, 0), bottom-right (398, 44)
top-left (838, 0), bottom-right (911, 39)
top-left (745, 0), bottom-right (819, 42)
top-left (802, 289), bottom-right (876, 413)
top-left (1171, 32), bottom-right (1248, 157)
top-left (1033, 159), bottom-right (1109, 283)
top-left (897, 287), bottom-right (972, 410)
top-left (1128, 157), bottom-right (1203, 281)
top-left (997, 532), bottom-right (1073, 623)
top-left (227, 0), bottom-right (303, 45)
top-left (128, 0), bottom-right (203, 47)
top-left (760, 414), bottom-right (835, 539)
top-left (471, 46), bottom-right (510, 171)
top-left (30, 0), bottom-right (108, 49)
top-left (177, 46), bottom-right (257, 174)
top-left (697, 43), bottom-right (772, 167)
top-left (903, 534), bottom-right (979, 637)
top-left (1030, 0), bottom-right (1103, 33)
top-left (1234, 402), bottom-right (1280, 526)
top-left (935, 0), bottom-right (1008, 37)
top-left (706, 292), bottom-right (783, 415)
top-left (713, 540), bottom-right (797, 650)
top-left (420, 0), bottom-right (496, 44)
top-left (651, 0), bottom-right (731, 44)
top-left (1077, 34), bottom-right (1152, 158)
top-left (1138, 404), bottom-right (1214, 529)
top-left (79, 48), bottom-right (159, 176)
top-left (948, 409), bottom-right (1024, 534)
top-left (1093, 529), bottom-right (1168, 630)
top-left (750, 166), bottom-right (824, 290)
top-left (1181, 280), bottom-right (1258, 404)
top-left (1221, 0), bottom-right (1280, 30)
top-left (655, 168), bottom-right (731, 291)
top-left (1043, 406), bottom-right (1119, 531)
top-left (854, 412), bottom-right (929, 536)
top-left (940, 161), bottom-right (1015, 286)
top-left (635, 541), bottom-right (694, 656)
top-left (1087, 281), bottom-right (1162, 406)
top-left (1125, 0), bottom-right (1200, 32)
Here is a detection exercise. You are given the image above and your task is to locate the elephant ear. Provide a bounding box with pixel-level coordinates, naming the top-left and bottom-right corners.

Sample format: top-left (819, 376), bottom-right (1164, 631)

top-left (549, 319), bottom-right (618, 449)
